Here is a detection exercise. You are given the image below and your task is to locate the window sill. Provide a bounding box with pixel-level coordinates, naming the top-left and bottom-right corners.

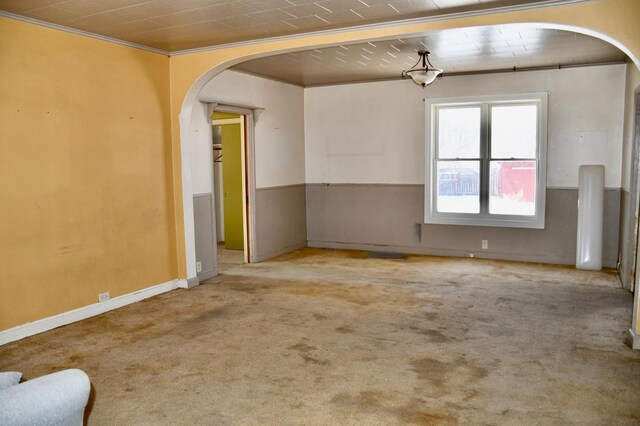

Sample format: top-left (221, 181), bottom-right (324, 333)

top-left (424, 215), bottom-right (545, 229)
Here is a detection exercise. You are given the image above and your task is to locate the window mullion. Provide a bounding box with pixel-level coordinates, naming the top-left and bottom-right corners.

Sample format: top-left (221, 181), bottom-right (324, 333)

top-left (432, 107), bottom-right (439, 214)
top-left (479, 103), bottom-right (490, 216)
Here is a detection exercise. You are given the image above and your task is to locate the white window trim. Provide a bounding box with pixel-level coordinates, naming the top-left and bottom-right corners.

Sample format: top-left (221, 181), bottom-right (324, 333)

top-left (424, 92), bottom-right (548, 229)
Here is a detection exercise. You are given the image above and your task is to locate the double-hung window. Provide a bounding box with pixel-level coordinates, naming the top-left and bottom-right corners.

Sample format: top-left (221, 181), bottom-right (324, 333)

top-left (425, 93), bottom-right (548, 229)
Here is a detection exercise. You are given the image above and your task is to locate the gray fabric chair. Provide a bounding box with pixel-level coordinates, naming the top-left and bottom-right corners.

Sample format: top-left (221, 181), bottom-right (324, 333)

top-left (0, 369), bottom-right (90, 426)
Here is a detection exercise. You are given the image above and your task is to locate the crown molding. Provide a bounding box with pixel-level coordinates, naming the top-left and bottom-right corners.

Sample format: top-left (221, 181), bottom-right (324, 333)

top-left (0, 10), bottom-right (169, 55)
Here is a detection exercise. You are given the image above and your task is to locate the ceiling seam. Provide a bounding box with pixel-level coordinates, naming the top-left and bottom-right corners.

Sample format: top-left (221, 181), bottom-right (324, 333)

top-left (169, 0), bottom-right (590, 56)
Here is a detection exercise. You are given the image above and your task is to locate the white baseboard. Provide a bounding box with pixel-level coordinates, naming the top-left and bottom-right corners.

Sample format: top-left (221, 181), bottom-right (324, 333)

top-left (0, 279), bottom-right (181, 346)
top-left (630, 329), bottom-right (640, 350)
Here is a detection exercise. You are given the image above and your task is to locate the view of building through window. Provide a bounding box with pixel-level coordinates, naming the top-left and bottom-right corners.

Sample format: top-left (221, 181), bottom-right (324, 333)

top-left (434, 102), bottom-right (538, 218)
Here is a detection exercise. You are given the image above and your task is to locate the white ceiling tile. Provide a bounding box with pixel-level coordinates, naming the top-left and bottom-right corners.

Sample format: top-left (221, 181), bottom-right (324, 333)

top-left (234, 25), bottom-right (626, 85)
top-left (0, 0), bottom-right (579, 51)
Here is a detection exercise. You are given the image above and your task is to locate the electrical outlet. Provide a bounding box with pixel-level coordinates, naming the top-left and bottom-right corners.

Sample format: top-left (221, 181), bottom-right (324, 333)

top-left (469, 253), bottom-right (475, 258)
top-left (196, 261), bottom-right (202, 273)
top-left (98, 292), bottom-right (110, 303)
top-left (481, 240), bottom-right (488, 250)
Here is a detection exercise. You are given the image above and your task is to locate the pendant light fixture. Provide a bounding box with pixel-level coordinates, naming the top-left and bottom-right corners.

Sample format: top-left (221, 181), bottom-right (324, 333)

top-left (401, 50), bottom-right (443, 87)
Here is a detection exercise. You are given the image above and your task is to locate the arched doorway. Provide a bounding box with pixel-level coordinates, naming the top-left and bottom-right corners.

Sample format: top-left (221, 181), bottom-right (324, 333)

top-left (175, 19), bottom-right (640, 346)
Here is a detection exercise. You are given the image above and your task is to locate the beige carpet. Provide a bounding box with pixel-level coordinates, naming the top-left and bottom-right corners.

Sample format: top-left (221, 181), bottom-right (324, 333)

top-left (1, 248), bottom-right (639, 425)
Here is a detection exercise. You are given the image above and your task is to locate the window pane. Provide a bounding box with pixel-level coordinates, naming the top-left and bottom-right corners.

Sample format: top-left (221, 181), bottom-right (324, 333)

top-left (491, 105), bottom-right (537, 158)
top-left (437, 107), bottom-right (481, 158)
top-left (437, 161), bottom-right (480, 213)
top-left (489, 160), bottom-right (536, 216)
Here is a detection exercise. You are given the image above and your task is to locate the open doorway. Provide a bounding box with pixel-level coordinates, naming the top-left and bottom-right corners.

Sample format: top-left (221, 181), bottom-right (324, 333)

top-left (212, 112), bottom-right (246, 267)
top-left (211, 108), bottom-right (252, 270)
top-left (192, 101), bottom-right (257, 284)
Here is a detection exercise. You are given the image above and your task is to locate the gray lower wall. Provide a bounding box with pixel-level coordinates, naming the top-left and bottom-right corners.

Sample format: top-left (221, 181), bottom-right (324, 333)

top-left (193, 194), bottom-right (216, 277)
top-left (618, 189), bottom-right (635, 289)
top-left (254, 184), bottom-right (307, 262)
top-left (197, 183), bottom-right (621, 269)
top-left (306, 184), bottom-right (620, 268)
top-left (193, 184), bottom-right (306, 276)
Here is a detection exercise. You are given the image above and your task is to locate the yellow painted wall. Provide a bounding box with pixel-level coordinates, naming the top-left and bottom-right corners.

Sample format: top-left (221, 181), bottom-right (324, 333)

top-left (213, 112), bottom-right (242, 120)
top-left (0, 17), bottom-right (177, 331)
top-left (213, 112), bottom-right (244, 250)
top-left (220, 124), bottom-right (244, 251)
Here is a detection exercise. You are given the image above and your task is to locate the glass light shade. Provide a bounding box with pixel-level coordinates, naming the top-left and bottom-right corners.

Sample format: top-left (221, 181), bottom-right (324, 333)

top-left (407, 68), bottom-right (443, 87)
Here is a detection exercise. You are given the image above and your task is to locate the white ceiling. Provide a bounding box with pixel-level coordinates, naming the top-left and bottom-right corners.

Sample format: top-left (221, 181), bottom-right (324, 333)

top-left (0, 0), bottom-right (589, 52)
top-left (0, 1), bottom-right (626, 86)
top-left (232, 25), bottom-right (626, 86)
